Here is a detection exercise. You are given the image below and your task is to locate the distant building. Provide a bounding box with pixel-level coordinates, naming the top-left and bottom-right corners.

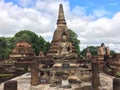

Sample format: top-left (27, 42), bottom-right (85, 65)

top-left (8, 41), bottom-right (35, 68)
top-left (10, 41), bottom-right (35, 59)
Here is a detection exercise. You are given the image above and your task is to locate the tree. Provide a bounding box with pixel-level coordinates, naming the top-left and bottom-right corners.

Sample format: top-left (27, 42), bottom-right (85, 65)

top-left (42, 42), bottom-right (50, 55)
top-left (68, 29), bottom-right (80, 53)
top-left (14, 30), bottom-right (38, 43)
top-left (0, 37), bottom-right (11, 60)
top-left (14, 30), bottom-right (50, 55)
top-left (81, 46), bottom-right (116, 57)
top-left (36, 36), bottom-right (50, 55)
top-left (6, 37), bottom-right (18, 50)
top-left (81, 46), bottom-right (98, 57)
top-left (14, 30), bottom-right (38, 55)
top-left (110, 50), bottom-right (116, 56)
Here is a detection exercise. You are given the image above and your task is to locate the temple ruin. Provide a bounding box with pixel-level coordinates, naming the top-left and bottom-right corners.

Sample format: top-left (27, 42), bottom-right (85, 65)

top-left (1, 3), bottom-right (120, 90)
top-left (31, 4), bottom-right (92, 89)
top-left (47, 4), bottom-right (78, 57)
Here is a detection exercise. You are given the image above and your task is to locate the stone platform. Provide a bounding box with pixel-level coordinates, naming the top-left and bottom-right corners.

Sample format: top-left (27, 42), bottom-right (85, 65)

top-left (0, 73), bottom-right (114, 90)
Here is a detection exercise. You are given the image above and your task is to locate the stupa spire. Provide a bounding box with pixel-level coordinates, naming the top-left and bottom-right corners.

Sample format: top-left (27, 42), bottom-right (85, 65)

top-left (46, 4), bottom-right (78, 57)
top-left (57, 4), bottom-right (66, 26)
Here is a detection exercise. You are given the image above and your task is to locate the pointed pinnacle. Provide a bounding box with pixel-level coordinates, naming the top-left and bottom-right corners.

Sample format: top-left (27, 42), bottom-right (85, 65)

top-left (57, 4), bottom-right (66, 26)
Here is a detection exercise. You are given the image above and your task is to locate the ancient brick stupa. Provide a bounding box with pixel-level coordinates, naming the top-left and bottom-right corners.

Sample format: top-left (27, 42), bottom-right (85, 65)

top-left (31, 4), bottom-right (91, 88)
top-left (47, 4), bottom-right (78, 57)
top-left (10, 41), bottom-right (34, 58)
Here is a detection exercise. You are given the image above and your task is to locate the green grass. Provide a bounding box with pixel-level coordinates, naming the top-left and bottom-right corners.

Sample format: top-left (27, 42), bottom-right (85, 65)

top-left (0, 74), bottom-right (14, 77)
top-left (107, 68), bottom-right (112, 72)
top-left (116, 71), bottom-right (120, 76)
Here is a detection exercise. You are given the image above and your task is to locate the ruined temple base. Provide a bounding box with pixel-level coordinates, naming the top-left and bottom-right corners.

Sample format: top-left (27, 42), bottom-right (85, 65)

top-left (0, 72), bottom-right (114, 90)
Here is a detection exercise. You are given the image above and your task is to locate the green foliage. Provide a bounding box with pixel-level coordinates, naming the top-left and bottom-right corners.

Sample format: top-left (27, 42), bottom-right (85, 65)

top-left (36, 36), bottom-right (50, 55)
top-left (13, 30), bottom-right (38, 55)
top-left (5, 37), bottom-right (17, 50)
top-left (0, 30), bottom-right (50, 59)
top-left (42, 42), bottom-right (50, 55)
top-left (68, 29), bottom-right (80, 53)
top-left (14, 30), bottom-right (50, 55)
top-left (81, 46), bottom-right (116, 57)
top-left (81, 46), bottom-right (98, 57)
top-left (14, 30), bottom-right (38, 43)
top-left (0, 37), bottom-right (11, 60)
top-left (116, 71), bottom-right (120, 76)
top-left (110, 50), bottom-right (116, 56)
top-left (0, 74), bottom-right (13, 77)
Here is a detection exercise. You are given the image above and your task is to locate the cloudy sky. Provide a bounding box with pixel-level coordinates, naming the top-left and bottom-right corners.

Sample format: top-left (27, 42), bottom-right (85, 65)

top-left (1, 0), bottom-right (120, 52)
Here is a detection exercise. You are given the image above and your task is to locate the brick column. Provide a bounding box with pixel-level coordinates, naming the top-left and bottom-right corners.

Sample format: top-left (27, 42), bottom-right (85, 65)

top-left (31, 62), bottom-right (39, 85)
top-left (98, 55), bottom-right (104, 72)
top-left (113, 78), bottom-right (120, 90)
top-left (4, 81), bottom-right (17, 90)
top-left (92, 56), bottom-right (100, 90)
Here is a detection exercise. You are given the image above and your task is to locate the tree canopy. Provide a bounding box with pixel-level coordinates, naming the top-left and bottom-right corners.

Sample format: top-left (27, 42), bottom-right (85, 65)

top-left (81, 46), bottom-right (98, 57)
top-left (14, 30), bottom-right (50, 55)
top-left (80, 46), bottom-right (116, 57)
top-left (0, 37), bottom-right (11, 60)
top-left (0, 30), bottom-right (50, 59)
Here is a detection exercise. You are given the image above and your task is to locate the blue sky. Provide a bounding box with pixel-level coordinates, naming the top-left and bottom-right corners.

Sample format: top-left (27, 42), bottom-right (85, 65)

top-left (4, 0), bottom-right (120, 18)
top-left (69, 0), bottom-right (120, 14)
top-left (1, 0), bottom-right (120, 52)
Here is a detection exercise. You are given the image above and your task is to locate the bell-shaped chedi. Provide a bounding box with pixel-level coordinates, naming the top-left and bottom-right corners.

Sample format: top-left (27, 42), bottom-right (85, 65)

top-left (47, 4), bottom-right (78, 57)
top-left (53, 4), bottom-right (70, 42)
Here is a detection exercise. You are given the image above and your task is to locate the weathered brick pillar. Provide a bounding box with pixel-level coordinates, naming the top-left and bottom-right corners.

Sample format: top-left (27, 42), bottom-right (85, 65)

top-left (113, 78), bottom-right (120, 90)
top-left (92, 56), bottom-right (100, 90)
top-left (31, 62), bottom-right (39, 85)
top-left (98, 55), bottom-right (104, 72)
top-left (116, 54), bottom-right (120, 72)
top-left (4, 81), bottom-right (17, 90)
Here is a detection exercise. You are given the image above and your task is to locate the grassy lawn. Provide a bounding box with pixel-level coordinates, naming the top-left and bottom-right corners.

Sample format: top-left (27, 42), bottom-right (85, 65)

top-left (116, 71), bottom-right (120, 76)
top-left (107, 68), bottom-right (112, 72)
top-left (0, 74), bottom-right (14, 77)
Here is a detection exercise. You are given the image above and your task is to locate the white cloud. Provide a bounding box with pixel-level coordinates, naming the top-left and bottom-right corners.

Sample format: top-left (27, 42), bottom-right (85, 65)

top-left (19, 0), bottom-right (35, 7)
top-left (92, 9), bottom-right (110, 17)
top-left (0, 0), bottom-right (120, 52)
top-left (66, 10), bottom-right (120, 52)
